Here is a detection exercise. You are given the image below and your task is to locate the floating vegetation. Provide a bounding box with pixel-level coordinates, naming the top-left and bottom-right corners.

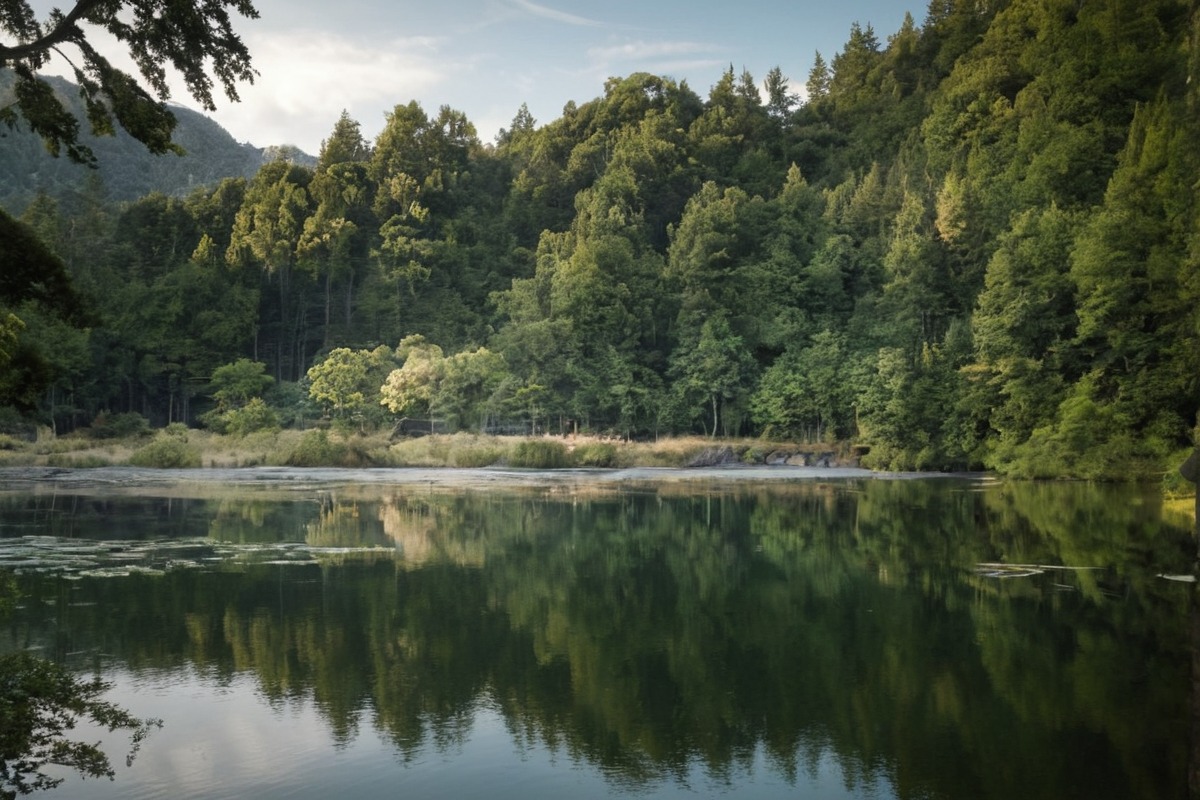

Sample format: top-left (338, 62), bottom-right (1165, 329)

top-left (974, 562), bottom-right (1101, 580)
top-left (975, 565), bottom-right (1045, 579)
top-left (0, 534), bottom-right (399, 577)
top-left (77, 566), bottom-right (167, 578)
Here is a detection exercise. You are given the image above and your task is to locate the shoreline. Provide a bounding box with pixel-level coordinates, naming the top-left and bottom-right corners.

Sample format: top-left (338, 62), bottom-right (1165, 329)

top-left (0, 464), bottom-right (983, 493)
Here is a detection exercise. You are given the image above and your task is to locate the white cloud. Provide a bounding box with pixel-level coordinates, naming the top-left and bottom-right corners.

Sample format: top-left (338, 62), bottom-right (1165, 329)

top-left (197, 29), bottom-right (456, 151)
top-left (586, 40), bottom-right (716, 64)
top-left (581, 39), bottom-right (728, 89)
top-left (31, 22), bottom-right (455, 154)
top-left (510, 0), bottom-right (606, 27)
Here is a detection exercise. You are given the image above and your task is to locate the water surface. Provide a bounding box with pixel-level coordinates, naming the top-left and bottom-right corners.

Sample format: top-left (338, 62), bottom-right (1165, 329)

top-left (1, 467), bottom-right (1194, 799)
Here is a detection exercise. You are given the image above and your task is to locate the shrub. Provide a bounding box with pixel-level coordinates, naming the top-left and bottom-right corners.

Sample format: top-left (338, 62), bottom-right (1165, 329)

top-left (128, 436), bottom-right (201, 468)
top-left (265, 381), bottom-right (312, 429)
top-left (164, 422), bottom-right (190, 439)
top-left (283, 429), bottom-right (377, 467)
top-left (740, 446), bottom-right (766, 465)
top-left (509, 439), bottom-right (569, 469)
top-left (572, 442), bottom-right (617, 467)
top-left (224, 398), bottom-right (281, 437)
top-left (89, 412), bottom-right (150, 440)
top-left (197, 407), bottom-right (229, 434)
top-left (453, 446), bottom-right (502, 468)
top-left (284, 429), bottom-right (342, 467)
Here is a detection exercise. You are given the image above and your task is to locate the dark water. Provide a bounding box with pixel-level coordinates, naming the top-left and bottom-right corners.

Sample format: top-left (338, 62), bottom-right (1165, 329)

top-left (1, 468), bottom-right (1196, 799)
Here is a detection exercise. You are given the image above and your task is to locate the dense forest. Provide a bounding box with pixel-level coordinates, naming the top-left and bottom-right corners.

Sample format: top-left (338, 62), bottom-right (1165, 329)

top-left (1, 0), bottom-right (1198, 478)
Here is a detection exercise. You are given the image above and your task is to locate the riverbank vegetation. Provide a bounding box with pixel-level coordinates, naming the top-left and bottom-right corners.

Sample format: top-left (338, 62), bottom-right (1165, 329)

top-left (3, 0), bottom-right (1199, 482)
top-left (0, 426), bottom-right (846, 471)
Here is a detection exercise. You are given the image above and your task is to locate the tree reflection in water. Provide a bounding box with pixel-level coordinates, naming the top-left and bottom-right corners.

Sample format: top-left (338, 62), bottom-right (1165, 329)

top-left (1, 477), bottom-right (1194, 799)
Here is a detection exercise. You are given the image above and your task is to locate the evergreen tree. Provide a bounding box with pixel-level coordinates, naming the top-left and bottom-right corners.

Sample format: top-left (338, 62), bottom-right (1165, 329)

top-left (806, 52), bottom-right (831, 102)
top-left (318, 111), bottom-right (372, 171)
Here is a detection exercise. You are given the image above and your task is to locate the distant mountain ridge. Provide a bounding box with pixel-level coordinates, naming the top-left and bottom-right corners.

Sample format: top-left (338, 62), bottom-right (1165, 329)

top-left (0, 70), bottom-right (314, 215)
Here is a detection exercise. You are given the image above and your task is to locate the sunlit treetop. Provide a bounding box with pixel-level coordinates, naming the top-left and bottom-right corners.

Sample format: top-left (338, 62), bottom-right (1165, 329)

top-left (0, 0), bottom-right (258, 164)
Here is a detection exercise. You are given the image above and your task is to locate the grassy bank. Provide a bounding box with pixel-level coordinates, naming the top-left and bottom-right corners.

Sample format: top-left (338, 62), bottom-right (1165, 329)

top-left (0, 428), bottom-right (850, 471)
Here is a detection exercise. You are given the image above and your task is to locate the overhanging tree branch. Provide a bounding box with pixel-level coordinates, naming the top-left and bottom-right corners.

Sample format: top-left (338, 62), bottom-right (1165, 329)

top-left (0, 0), bottom-right (259, 163)
top-left (0, 0), bottom-right (107, 64)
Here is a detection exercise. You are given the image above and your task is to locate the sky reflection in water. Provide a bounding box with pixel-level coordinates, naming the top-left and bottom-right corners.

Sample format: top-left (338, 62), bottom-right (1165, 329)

top-left (1, 469), bottom-right (1194, 799)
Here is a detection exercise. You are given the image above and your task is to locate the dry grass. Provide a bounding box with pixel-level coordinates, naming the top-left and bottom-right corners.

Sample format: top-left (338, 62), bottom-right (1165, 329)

top-left (196, 429), bottom-right (301, 468)
top-left (0, 432), bottom-right (135, 467)
top-left (387, 433), bottom-right (500, 467)
top-left (617, 436), bottom-right (723, 467)
top-left (0, 428), bottom-right (836, 471)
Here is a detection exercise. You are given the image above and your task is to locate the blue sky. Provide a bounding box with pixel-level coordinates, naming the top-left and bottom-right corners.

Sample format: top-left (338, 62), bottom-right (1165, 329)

top-left (41, 0), bottom-right (923, 154)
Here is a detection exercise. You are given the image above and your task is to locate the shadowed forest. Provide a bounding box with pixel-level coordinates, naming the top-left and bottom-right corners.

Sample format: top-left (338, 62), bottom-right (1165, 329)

top-left (3, 0), bottom-right (1199, 478)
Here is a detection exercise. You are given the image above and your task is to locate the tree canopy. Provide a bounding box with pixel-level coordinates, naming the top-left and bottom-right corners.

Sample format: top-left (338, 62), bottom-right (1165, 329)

top-left (3, 0), bottom-right (1198, 480)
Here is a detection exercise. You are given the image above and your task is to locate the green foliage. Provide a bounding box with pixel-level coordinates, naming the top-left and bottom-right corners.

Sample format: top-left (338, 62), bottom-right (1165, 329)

top-left (0, 652), bottom-right (161, 799)
top-left (0, 407), bottom-right (31, 437)
top-left (509, 439), bottom-right (569, 469)
top-left (308, 346), bottom-right (395, 423)
top-left (284, 429), bottom-right (342, 467)
top-left (163, 422), bottom-right (190, 439)
top-left (4, 479), bottom-right (1190, 797)
top-left (3, 0), bottom-right (1198, 479)
top-left (0, 79), bottom-right (275, 212)
top-left (283, 428), bottom-right (378, 467)
top-left (452, 445), bottom-right (503, 468)
top-left (211, 359), bottom-right (274, 410)
top-left (318, 110), bottom-right (372, 170)
top-left (434, 347), bottom-right (510, 432)
top-left (1162, 447), bottom-right (1196, 500)
top-left (0, 312), bottom-right (23, 377)
top-left (88, 412), bottom-right (150, 440)
top-left (571, 441), bottom-right (619, 467)
top-left (220, 397), bottom-right (281, 437)
top-left (752, 331), bottom-right (854, 442)
top-left (0, 208), bottom-right (88, 322)
top-left (0, 208), bottom-right (92, 415)
top-left (129, 433), bottom-right (202, 468)
top-left (858, 344), bottom-right (966, 471)
top-left (381, 338), bottom-right (512, 434)
top-left (380, 335), bottom-right (445, 416)
top-left (669, 314), bottom-right (757, 437)
top-left (0, 0), bottom-right (258, 163)
top-left (987, 372), bottom-right (1172, 480)
top-left (263, 381), bottom-right (311, 430)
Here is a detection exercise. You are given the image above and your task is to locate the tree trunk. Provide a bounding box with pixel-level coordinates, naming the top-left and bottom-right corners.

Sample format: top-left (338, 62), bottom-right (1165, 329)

top-left (324, 271), bottom-right (332, 347)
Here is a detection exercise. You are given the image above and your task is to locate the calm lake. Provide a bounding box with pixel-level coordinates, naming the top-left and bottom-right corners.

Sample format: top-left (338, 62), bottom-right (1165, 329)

top-left (1, 466), bottom-right (1196, 799)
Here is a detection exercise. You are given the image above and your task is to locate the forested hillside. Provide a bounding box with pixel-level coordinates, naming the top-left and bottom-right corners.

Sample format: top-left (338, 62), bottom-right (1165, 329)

top-left (2, 0), bottom-right (1197, 479)
top-left (0, 71), bottom-right (312, 213)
